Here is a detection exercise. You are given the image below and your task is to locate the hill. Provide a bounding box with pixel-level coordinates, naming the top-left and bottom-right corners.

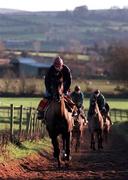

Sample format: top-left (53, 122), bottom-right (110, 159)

top-left (0, 7), bottom-right (128, 51)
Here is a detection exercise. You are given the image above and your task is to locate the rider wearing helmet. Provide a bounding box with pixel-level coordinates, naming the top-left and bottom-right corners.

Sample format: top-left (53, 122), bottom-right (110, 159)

top-left (92, 89), bottom-right (106, 113)
top-left (37, 56), bottom-right (72, 119)
top-left (45, 56), bottom-right (72, 97)
top-left (71, 85), bottom-right (84, 109)
top-left (88, 89), bottom-right (112, 124)
top-left (70, 85), bottom-right (86, 121)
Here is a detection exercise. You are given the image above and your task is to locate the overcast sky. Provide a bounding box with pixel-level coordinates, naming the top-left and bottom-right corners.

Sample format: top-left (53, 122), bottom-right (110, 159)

top-left (0, 0), bottom-right (127, 11)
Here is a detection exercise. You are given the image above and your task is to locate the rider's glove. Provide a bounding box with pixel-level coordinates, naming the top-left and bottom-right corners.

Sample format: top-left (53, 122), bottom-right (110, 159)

top-left (101, 107), bottom-right (106, 114)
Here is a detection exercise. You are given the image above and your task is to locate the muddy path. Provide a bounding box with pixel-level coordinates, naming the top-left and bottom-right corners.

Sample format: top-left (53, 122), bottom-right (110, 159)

top-left (0, 125), bottom-right (128, 180)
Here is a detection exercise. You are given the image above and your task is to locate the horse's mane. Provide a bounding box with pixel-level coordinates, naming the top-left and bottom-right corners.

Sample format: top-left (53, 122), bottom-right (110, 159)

top-left (95, 102), bottom-right (103, 122)
top-left (45, 95), bottom-right (73, 132)
top-left (89, 99), bottom-right (103, 128)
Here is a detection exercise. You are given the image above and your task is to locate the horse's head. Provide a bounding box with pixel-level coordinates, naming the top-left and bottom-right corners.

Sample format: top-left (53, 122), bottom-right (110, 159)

top-left (90, 98), bottom-right (97, 114)
top-left (51, 75), bottom-right (64, 102)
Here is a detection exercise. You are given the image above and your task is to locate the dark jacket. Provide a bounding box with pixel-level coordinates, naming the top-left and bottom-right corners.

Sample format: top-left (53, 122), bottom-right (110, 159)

top-left (90, 93), bottom-right (106, 111)
top-left (70, 91), bottom-right (84, 108)
top-left (45, 64), bottom-right (72, 94)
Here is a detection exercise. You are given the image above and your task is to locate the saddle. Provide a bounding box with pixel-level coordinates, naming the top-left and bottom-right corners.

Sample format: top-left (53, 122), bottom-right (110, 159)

top-left (37, 95), bottom-right (76, 120)
top-left (37, 98), bottom-right (49, 120)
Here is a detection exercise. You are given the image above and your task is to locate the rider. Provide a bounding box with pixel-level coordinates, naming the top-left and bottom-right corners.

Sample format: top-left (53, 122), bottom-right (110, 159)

top-left (70, 85), bottom-right (86, 121)
top-left (88, 89), bottom-right (112, 124)
top-left (37, 56), bottom-right (74, 119)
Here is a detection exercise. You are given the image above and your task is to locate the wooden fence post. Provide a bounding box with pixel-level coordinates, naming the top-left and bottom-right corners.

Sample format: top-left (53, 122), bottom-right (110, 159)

top-left (26, 107), bottom-right (32, 138)
top-left (19, 105), bottom-right (23, 139)
top-left (120, 110), bottom-right (122, 121)
top-left (10, 104), bottom-right (14, 142)
top-left (114, 109), bottom-right (117, 122)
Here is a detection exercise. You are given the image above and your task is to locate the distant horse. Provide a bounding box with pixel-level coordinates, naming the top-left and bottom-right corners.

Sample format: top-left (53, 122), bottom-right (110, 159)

top-left (71, 112), bottom-right (85, 152)
top-left (88, 99), bottom-right (104, 150)
top-left (44, 76), bottom-right (74, 168)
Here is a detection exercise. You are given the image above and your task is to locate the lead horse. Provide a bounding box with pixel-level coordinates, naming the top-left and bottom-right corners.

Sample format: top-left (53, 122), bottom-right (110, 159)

top-left (44, 77), bottom-right (74, 168)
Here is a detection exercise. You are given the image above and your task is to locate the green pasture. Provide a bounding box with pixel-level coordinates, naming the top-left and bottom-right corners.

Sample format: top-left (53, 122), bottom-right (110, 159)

top-left (84, 98), bottom-right (128, 110)
top-left (0, 97), bottom-right (127, 110)
top-left (0, 97), bottom-right (127, 130)
top-left (107, 99), bottom-right (128, 110)
top-left (0, 97), bottom-right (40, 108)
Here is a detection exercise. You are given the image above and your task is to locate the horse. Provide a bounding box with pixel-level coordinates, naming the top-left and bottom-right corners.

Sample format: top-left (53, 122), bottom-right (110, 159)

top-left (71, 111), bottom-right (85, 152)
top-left (88, 99), bottom-right (104, 150)
top-left (44, 76), bottom-right (74, 168)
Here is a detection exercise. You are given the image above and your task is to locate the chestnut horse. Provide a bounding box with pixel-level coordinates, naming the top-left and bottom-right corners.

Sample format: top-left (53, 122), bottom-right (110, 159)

top-left (44, 77), bottom-right (74, 168)
top-left (88, 99), bottom-right (104, 150)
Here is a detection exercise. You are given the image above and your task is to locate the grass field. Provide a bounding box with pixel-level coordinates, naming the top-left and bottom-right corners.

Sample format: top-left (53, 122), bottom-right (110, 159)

top-left (0, 97), bottom-right (128, 110)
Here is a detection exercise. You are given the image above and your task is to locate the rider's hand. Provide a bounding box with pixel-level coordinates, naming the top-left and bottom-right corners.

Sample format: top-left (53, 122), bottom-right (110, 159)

top-left (64, 91), bottom-right (68, 96)
top-left (101, 107), bottom-right (106, 114)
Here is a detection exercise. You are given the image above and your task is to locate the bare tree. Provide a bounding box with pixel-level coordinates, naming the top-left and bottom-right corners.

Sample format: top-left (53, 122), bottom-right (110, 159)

top-left (107, 43), bottom-right (128, 81)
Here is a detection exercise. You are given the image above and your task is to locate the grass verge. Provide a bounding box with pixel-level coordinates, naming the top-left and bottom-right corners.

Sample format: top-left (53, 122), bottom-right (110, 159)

top-left (0, 137), bottom-right (51, 163)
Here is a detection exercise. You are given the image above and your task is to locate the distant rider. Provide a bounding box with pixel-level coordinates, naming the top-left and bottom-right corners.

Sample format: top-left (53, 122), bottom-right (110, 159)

top-left (70, 85), bottom-right (86, 122)
top-left (88, 89), bottom-right (112, 125)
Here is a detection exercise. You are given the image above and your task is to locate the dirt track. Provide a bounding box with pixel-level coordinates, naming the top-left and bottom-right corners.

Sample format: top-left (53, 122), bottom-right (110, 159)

top-left (0, 126), bottom-right (128, 180)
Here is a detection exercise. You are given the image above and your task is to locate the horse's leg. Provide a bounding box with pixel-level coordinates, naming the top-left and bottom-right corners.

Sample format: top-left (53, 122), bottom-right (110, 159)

top-left (65, 132), bottom-right (71, 161)
top-left (51, 136), bottom-right (61, 167)
top-left (91, 133), bottom-right (95, 150)
top-left (70, 133), bottom-right (73, 149)
top-left (61, 134), bottom-right (67, 161)
top-left (103, 127), bottom-right (108, 143)
top-left (97, 130), bottom-right (103, 149)
top-left (104, 122), bottom-right (110, 143)
top-left (100, 131), bottom-right (103, 149)
top-left (62, 134), bottom-right (65, 150)
top-left (76, 135), bottom-right (80, 152)
top-left (76, 130), bottom-right (81, 152)
top-left (97, 132), bottom-right (100, 150)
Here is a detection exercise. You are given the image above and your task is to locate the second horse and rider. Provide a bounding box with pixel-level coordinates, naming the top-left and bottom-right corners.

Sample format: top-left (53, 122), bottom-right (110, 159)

top-left (37, 56), bottom-right (112, 126)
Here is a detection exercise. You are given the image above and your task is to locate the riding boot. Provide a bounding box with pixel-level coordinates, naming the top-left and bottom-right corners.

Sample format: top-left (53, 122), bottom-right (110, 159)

top-left (64, 95), bottom-right (75, 111)
top-left (37, 98), bottom-right (48, 121)
top-left (107, 115), bottom-right (113, 125)
top-left (65, 103), bottom-right (72, 112)
top-left (37, 110), bottom-right (44, 120)
top-left (72, 111), bottom-right (78, 117)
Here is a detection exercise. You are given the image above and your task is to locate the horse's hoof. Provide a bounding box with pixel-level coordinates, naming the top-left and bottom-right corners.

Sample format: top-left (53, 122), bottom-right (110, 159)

top-left (69, 155), bottom-right (72, 161)
top-left (61, 153), bottom-right (67, 161)
top-left (65, 161), bottom-right (70, 168)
